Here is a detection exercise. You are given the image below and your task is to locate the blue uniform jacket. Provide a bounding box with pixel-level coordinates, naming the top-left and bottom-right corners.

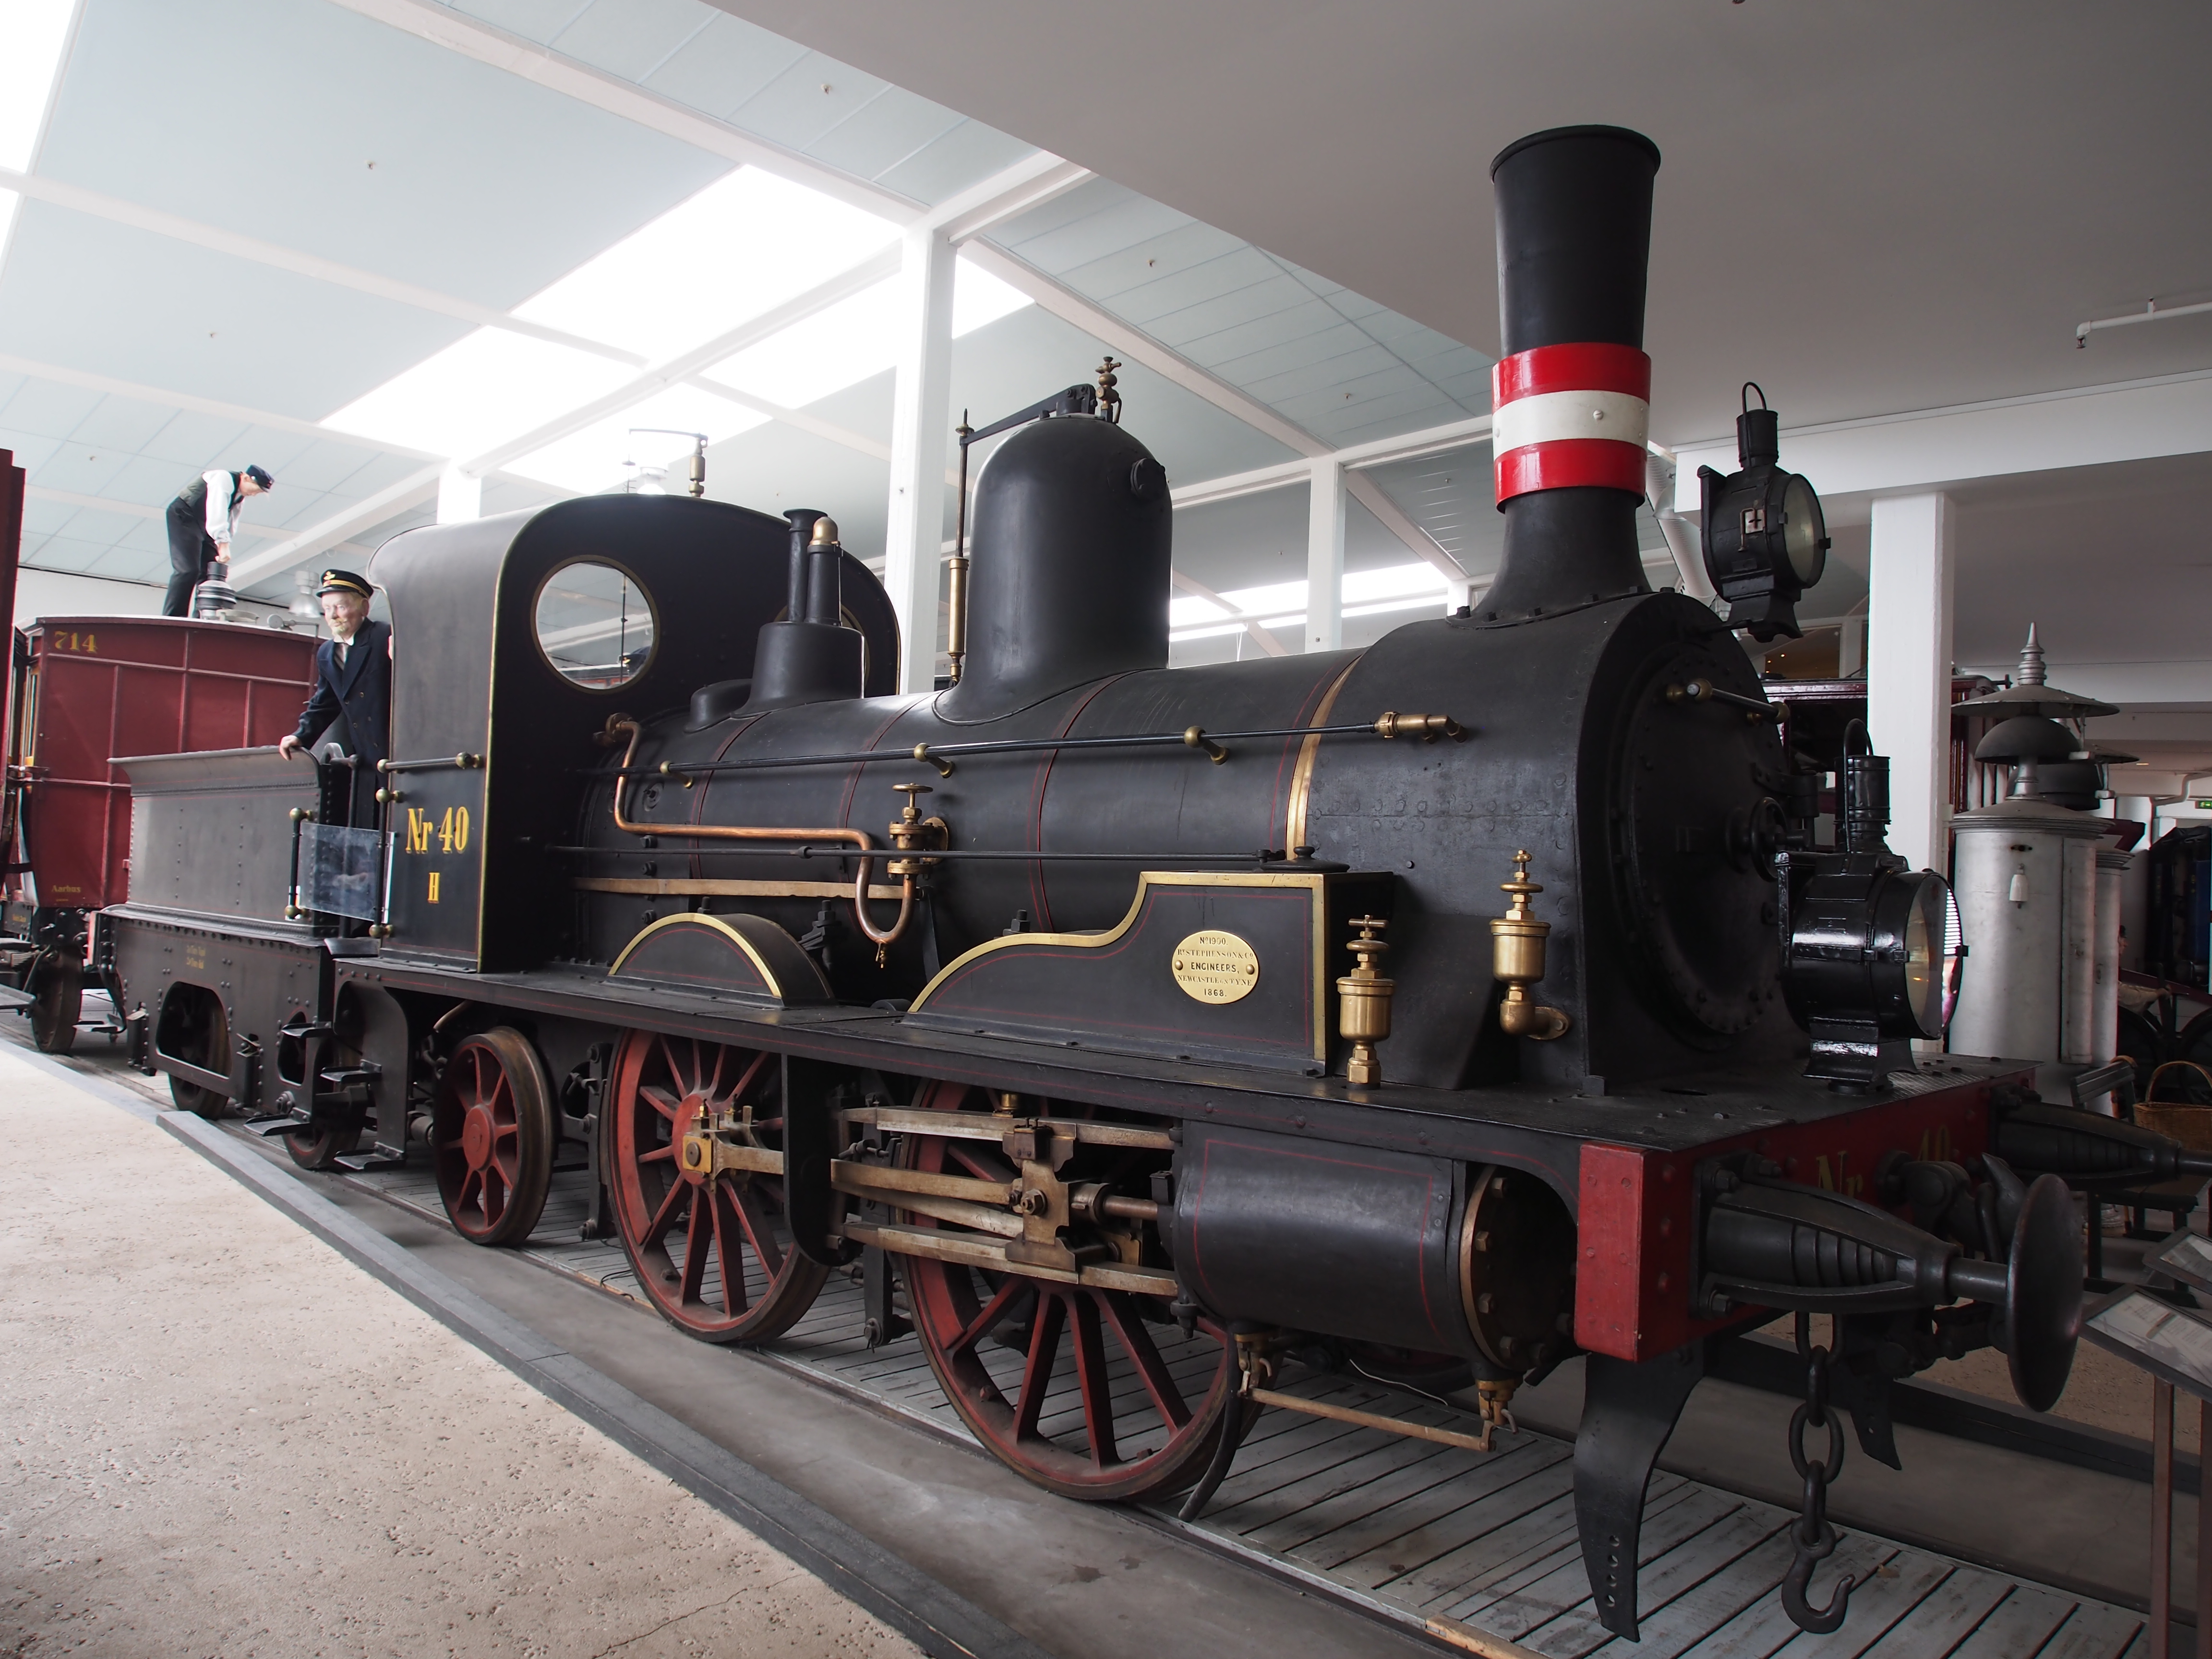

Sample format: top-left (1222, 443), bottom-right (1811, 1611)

top-left (293, 619), bottom-right (393, 768)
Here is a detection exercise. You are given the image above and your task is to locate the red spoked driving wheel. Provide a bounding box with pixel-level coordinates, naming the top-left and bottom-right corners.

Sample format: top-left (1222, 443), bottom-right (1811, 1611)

top-left (896, 1079), bottom-right (1236, 1502)
top-left (432, 1028), bottom-right (554, 1246)
top-left (606, 1030), bottom-right (827, 1343)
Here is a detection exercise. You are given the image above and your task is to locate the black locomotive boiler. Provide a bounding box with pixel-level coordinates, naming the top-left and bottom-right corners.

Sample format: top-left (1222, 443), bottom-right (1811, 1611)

top-left (99, 125), bottom-right (2210, 1643)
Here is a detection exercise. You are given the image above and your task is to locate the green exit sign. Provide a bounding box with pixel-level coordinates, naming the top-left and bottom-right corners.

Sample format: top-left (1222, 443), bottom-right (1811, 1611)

top-left (2196, 799), bottom-right (2212, 810)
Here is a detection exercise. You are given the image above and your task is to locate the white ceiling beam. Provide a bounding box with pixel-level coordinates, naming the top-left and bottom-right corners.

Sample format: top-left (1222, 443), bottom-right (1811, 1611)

top-left (1170, 569), bottom-right (1290, 658)
top-left (24, 482), bottom-right (297, 539)
top-left (961, 240), bottom-right (1471, 577)
top-left (928, 153), bottom-right (1093, 243)
top-left (685, 376), bottom-right (892, 463)
top-left (0, 168), bottom-right (646, 367)
top-left (325, 0), bottom-right (921, 223)
top-left (228, 464), bottom-right (445, 587)
top-left (0, 352), bottom-right (441, 458)
top-left (958, 239), bottom-right (1325, 458)
top-left (1669, 365), bottom-right (2212, 510)
top-left (459, 244), bottom-right (901, 479)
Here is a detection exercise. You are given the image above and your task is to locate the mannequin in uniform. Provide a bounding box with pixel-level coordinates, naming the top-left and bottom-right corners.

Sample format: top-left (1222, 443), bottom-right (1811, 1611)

top-left (164, 465), bottom-right (272, 616)
top-left (279, 569), bottom-right (391, 828)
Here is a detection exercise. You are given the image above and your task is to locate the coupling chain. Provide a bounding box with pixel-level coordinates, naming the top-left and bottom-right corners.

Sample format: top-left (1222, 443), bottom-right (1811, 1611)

top-left (1780, 1313), bottom-right (1859, 1635)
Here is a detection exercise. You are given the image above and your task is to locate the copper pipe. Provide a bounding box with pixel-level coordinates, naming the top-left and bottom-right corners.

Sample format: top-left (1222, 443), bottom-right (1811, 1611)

top-left (605, 718), bottom-right (911, 948)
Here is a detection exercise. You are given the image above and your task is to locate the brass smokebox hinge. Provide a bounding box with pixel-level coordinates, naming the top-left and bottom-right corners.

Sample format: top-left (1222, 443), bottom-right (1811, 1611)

top-left (1336, 915), bottom-right (1395, 1087)
top-left (1492, 850), bottom-right (1570, 1041)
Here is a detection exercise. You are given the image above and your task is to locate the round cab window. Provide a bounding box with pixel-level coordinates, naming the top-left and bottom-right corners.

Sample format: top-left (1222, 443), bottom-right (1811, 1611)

top-left (534, 561), bottom-right (656, 689)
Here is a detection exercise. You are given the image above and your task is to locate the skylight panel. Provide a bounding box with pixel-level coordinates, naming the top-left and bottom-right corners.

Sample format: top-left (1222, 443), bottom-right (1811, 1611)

top-left (703, 258), bottom-right (1032, 410)
top-left (511, 167), bottom-right (901, 363)
top-left (322, 329), bottom-right (637, 463)
top-left (0, 0), bottom-right (74, 171)
top-left (502, 385), bottom-right (769, 494)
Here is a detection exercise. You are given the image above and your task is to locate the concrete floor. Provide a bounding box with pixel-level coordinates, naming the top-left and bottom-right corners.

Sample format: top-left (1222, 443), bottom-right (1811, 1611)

top-left (0, 1043), bottom-right (924, 1659)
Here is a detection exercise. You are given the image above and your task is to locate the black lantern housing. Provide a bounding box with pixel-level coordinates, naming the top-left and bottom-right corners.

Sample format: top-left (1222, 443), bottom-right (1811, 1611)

top-left (1699, 387), bottom-right (1829, 642)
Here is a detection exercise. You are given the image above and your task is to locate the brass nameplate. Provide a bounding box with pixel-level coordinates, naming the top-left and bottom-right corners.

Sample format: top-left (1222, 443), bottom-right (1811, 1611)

top-left (1171, 929), bottom-right (1259, 1004)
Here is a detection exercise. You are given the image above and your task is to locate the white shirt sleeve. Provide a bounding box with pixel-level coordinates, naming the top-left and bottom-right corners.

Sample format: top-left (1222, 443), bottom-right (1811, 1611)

top-left (201, 470), bottom-right (233, 548)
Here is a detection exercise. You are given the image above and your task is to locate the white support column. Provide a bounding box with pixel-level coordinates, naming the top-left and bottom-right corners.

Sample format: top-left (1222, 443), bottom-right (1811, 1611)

top-left (1305, 458), bottom-right (1346, 653)
top-left (1867, 493), bottom-right (1956, 876)
top-left (436, 465), bottom-right (481, 525)
top-left (883, 224), bottom-right (957, 693)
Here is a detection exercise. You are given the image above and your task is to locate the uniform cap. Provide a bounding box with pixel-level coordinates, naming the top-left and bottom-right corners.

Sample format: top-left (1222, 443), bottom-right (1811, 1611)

top-left (245, 465), bottom-right (275, 489)
top-left (316, 568), bottom-right (372, 599)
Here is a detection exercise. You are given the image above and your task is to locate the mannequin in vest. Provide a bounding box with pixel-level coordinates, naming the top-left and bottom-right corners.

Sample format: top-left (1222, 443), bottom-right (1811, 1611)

top-left (164, 465), bottom-right (273, 616)
top-left (279, 569), bottom-right (392, 830)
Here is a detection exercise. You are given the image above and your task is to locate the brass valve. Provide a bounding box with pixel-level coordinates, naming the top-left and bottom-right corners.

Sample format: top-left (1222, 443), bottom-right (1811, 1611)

top-left (1335, 915), bottom-right (1395, 1087)
top-left (1492, 851), bottom-right (1570, 1041)
top-left (886, 783), bottom-right (945, 879)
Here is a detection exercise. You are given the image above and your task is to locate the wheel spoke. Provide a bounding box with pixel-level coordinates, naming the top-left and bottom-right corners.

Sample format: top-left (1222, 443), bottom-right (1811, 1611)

top-left (657, 1033), bottom-right (686, 1096)
top-left (638, 1144), bottom-right (676, 1164)
top-left (727, 1048), bottom-right (771, 1107)
top-left (949, 1142), bottom-right (1016, 1184)
top-left (731, 1185), bottom-right (784, 1278)
top-left (1012, 1291), bottom-right (1066, 1443)
top-left (1070, 1294), bottom-right (1119, 1467)
top-left (1097, 1292), bottom-right (1192, 1430)
top-left (679, 1192), bottom-right (711, 1302)
top-left (642, 1175), bottom-right (688, 1247)
top-left (952, 1277), bottom-right (1030, 1359)
top-left (704, 1042), bottom-right (728, 1104)
top-left (709, 1183), bottom-right (749, 1316)
top-left (639, 1084), bottom-right (682, 1122)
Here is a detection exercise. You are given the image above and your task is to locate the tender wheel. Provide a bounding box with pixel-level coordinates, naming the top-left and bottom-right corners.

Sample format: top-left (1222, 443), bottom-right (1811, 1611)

top-left (895, 1079), bottom-right (1236, 1502)
top-left (607, 1031), bottom-right (828, 1342)
top-left (166, 992), bottom-right (230, 1118)
top-left (284, 1120), bottom-right (355, 1172)
top-left (29, 951), bottom-right (82, 1055)
top-left (433, 1029), bottom-right (555, 1246)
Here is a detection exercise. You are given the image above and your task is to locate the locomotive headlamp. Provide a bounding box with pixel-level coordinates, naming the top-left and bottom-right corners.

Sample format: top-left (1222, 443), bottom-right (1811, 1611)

top-left (1783, 731), bottom-right (1965, 1086)
top-left (1698, 385), bottom-right (1828, 642)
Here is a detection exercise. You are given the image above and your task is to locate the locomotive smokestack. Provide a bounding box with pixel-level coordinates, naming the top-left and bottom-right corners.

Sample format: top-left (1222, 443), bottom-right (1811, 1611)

top-left (1481, 126), bottom-right (1661, 624)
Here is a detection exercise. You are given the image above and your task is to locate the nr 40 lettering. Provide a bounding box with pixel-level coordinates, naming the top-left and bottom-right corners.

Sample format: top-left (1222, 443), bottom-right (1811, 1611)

top-left (404, 805), bottom-right (470, 854)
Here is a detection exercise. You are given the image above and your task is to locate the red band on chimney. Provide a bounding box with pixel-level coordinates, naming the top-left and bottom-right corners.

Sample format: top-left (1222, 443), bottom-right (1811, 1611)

top-left (1492, 342), bottom-right (1653, 505)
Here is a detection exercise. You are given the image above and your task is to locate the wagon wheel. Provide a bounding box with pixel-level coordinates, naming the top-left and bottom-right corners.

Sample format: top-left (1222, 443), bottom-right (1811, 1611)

top-left (28, 950), bottom-right (82, 1055)
top-left (432, 1029), bottom-right (555, 1246)
top-left (166, 992), bottom-right (230, 1119)
top-left (284, 1119), bottom-right (356, 1172)
top-left (894, 1078), bottom-right (1237, 1502)
top-left (606, 1030), bottom-right (828, 1343)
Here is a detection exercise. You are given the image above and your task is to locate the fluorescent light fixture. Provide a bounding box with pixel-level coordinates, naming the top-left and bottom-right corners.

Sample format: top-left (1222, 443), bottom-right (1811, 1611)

top-left (704, 257), bottom-right (1030, 410)
top-left (503, 384), bottom-right (768, 493)
top-left (0, 0), bottom-right (75, 171)
top-left (323, 329), bottom-right (638, 461)
top-left (513, 167), bottom-right (900, 362)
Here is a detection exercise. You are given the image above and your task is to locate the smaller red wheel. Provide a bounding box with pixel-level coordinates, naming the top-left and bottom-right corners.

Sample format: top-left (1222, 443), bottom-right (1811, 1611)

top-left (29, 951), bottom-right (82, 1055)
top-left (432, 1029), bottom-right (554, 1246)
top-left (606, 1030), bottom-right (828, 1343)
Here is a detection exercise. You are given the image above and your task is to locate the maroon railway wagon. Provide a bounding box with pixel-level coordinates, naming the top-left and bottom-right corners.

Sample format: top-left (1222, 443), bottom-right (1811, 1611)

top-left (2, 614), bottom-right (314, 1051)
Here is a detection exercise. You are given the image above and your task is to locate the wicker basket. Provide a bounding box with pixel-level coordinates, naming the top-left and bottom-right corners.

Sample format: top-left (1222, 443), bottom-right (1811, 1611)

top-left (2139, 1064), bottom-right (2212, 1152)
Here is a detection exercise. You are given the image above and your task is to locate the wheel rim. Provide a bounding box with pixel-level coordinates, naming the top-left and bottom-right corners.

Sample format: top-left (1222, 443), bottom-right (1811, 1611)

top-left (898, 1080), bottom-right (1234, 1501)
top-left (607, 1031), bottom-right (827, 1343)
top-left (30, 954), bottom-right (81, 1053)
top-left (438, 1043), bottom-right (523, 1238)
top-left (431, 1030), bottom-right (553, 1246)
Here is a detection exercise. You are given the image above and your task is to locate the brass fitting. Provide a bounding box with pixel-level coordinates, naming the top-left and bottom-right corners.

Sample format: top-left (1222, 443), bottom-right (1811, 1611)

top-left (1475, 1378), bottom-right (1519, 1434)
top-left (1335, 915), bottom-right (1395, 1086)
top-left (809, 516), bottom-right (839, 547)
top-left (1373, 710), bottom-right (1468, 742)
top-left (1183, 726), bottom-right (1229, 764)
top-left (886, 783), bottom-right (945, 879)
top-left (1492, 851), bottom-right (1570, 1041)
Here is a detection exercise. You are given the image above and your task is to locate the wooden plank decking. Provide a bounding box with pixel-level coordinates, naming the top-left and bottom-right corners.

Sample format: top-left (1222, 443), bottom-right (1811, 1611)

top-left (317, 1155), bottom-right (2151, 1659)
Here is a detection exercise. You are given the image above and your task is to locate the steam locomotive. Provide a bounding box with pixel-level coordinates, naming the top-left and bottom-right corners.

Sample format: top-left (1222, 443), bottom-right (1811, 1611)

top-left (92, 125), bottom-right (2209, 1642)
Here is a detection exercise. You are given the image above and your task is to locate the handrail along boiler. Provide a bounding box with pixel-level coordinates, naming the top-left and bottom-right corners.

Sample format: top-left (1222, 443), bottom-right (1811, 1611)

top-left (96, 126), bottom-right (2208, 1644)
